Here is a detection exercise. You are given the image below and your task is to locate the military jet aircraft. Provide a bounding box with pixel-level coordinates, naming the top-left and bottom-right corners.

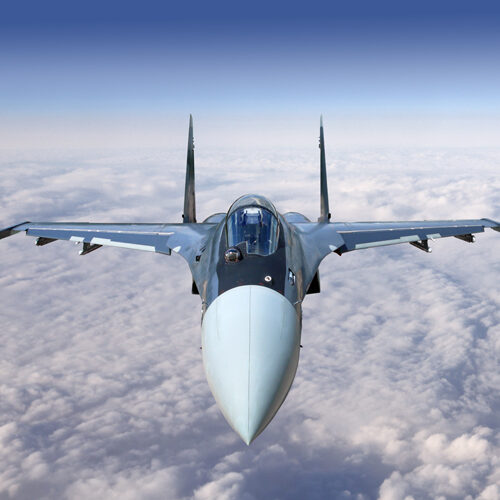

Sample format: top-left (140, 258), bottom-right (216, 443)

top-left (1, 116), bottom-right (499, 444)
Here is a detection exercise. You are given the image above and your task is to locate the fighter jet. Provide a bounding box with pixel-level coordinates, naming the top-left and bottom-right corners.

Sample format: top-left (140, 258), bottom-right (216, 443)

top-left (1, 116), bottom-right (499, 444)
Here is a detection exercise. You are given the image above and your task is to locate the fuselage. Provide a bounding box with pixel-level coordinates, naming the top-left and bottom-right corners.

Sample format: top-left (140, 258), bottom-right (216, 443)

top-left (188, 194), bottom-right (315, 444)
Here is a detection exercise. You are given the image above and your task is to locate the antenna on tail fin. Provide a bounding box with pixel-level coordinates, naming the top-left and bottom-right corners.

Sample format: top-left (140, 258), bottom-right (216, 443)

top-left (318, 115), bottom-right (331, 222)
top-left (183, 114), bottom-right (196, 223)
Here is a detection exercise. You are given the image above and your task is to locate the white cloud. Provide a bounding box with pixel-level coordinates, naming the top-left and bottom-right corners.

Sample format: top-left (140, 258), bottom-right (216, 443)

top-left (378, 472), bottom-right (413, 500)
top-left (477, 485), bottom-right (500, 500)
top-left (0, 147), bottom-right (499, 499)
top-left (193, 472), bottom-right (251, 500)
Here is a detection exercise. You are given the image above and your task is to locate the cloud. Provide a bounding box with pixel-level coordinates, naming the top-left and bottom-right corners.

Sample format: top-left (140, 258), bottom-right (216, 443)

top-left (0, 147), bottom-right (499, 499)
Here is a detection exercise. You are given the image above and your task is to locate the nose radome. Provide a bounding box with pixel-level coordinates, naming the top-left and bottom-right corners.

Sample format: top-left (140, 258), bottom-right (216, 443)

top-left (202, 285), bottom-right (301, 444)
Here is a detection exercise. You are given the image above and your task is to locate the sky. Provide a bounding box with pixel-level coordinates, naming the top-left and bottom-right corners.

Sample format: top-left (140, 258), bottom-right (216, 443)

top-left (1, 1), bottom-right (500, 499)
top-left (1, 0), bottom-right (500, 148)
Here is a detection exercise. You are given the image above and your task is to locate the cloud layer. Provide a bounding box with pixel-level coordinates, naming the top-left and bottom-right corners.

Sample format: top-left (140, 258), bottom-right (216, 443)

top-left (0, 147), bottom-right (499, 499)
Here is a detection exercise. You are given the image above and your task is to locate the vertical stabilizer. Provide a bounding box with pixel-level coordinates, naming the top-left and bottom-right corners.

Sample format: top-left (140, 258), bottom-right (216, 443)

top-left (183, 114), bottom-right (196, 223)
top-left (318, 115), bottom-right (331, 222)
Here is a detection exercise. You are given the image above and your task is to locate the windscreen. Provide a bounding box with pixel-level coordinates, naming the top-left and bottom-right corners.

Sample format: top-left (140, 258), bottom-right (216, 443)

top-left (226, 206), bottom-right (279, 256)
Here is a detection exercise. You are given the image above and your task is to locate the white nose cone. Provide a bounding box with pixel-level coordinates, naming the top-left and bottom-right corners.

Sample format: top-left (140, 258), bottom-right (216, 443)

top-left (202, 285), bottom-right (301, 444)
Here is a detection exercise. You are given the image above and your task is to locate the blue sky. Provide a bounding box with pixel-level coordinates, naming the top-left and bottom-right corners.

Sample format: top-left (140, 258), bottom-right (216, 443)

top-left (1, 0), bottom-right (500, 147)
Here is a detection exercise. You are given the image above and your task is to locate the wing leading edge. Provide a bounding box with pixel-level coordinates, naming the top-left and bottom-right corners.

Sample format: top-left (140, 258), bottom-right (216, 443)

top-left (0, 221), bottom-right (216, 262)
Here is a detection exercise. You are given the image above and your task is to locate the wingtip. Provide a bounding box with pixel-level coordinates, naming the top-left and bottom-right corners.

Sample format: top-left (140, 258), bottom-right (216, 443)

top-left (481, 218), bottom-right (500, 231)
top-left (320, 115), bottom-right (323, 127)
top-left (0, 221), bottom-right (31, 240)
top-left (189, 114), bottom-right (193, 126)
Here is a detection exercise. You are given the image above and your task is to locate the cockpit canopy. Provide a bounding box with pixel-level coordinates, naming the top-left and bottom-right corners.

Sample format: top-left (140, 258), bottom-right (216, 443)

top-left (226, 195), bottom-right (280, 256)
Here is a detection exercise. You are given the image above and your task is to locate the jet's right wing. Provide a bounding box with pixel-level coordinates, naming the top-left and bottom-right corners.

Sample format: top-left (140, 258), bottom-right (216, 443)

top-left (0, 221), bottom-right (216, 263)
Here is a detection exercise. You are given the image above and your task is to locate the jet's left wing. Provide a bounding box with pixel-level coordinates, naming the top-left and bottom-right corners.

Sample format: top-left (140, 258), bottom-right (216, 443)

top-left (0, 221), bottom-right (216, 262)
top-left (292, 217), bottom-right (500, 293)
top-left (294, 217), bottom-right (499, 257)
top-left (331, 218), bottom-right (500, 254)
